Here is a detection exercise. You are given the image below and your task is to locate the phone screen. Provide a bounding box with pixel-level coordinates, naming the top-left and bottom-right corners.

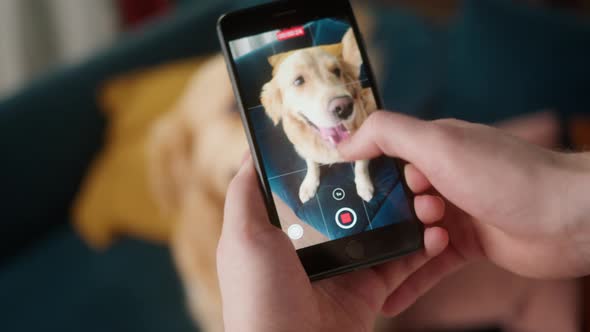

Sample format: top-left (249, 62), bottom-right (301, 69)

top-left (228, 16), bottom-right (415, 250)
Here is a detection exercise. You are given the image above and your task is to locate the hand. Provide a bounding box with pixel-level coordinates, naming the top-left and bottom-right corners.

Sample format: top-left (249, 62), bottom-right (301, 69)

top-left (338, 111), bottom-right (590, 315)
top-left (217, 157), bottom-right (448, 332)
top-left (495, 110), bottom-right (562, 149)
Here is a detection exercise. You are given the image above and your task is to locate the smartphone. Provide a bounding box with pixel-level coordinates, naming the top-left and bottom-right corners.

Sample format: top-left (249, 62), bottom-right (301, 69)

top-left (218, 0), bottom-right (423, 280)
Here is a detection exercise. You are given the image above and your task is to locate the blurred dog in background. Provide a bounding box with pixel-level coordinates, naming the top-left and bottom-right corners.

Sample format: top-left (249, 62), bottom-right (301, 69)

top-left (148, 55), bottom-right (246, 332)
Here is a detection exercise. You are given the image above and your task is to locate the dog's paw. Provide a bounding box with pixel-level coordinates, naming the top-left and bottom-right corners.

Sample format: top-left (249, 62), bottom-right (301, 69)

top-left (299, 178), bottom-right (319, 203)
top-left (356, 179), bottom-right (374, 202)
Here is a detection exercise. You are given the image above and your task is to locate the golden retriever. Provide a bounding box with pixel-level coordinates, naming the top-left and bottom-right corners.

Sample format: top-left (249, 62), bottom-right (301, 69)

top-left (261, 29), bottom-right (377, 203)
top-left (148, 55), bottom-right (247, 332)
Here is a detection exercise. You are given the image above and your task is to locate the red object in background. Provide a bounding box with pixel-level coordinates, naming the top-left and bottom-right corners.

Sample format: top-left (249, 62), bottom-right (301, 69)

top-left (117, 0), bottom-right (172, 29)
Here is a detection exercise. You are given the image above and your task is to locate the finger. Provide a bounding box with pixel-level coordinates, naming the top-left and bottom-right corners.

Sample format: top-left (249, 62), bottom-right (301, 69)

top-left (317, 227), bottom-right (449, 314)
top-left (338, 111), bottom-right (439, 166)
top-left (241, 151), bottom-right (251, 165)
top-left (372, 227), bottom-right (449, 293)
top-left (424, 226), bottom-right (449, 257)
top-left (414, 195), bottom-right (445, 224)
top-left (218, 157), bottom-right (313, 330)
top-left (219, 156), bottom-right (307, 280)
top-left (381, 247), bottom-right (466, 317)
top-left (404, 164), bottom-right (431, 193)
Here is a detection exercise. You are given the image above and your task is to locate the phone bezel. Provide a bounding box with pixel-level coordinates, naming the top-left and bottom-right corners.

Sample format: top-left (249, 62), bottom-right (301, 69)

top-left (217, 0), bottom-right (423, 280)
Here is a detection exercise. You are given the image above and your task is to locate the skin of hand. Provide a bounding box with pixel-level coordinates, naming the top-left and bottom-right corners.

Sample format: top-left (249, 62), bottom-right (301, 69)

top-left (337, 111), bottom-right (590, 316)
top-left (386, 111), bottom-right (578, 332)
top-left (218, 156), bottom-right (449, 332)
top-left (217, 110), bottom-right (590, 331)
top-left (495, 110), bottom-right (561, 149)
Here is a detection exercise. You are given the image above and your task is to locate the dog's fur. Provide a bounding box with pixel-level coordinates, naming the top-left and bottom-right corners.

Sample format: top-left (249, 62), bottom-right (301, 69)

top-left (261, 29), bottom-right (377, 203)
top-left (148, 55), bottom-right (246, 332)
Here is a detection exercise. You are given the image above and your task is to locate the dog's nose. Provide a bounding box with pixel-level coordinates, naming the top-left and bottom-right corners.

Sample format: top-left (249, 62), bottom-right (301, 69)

top-left (329, 96), bottom-right (354, 120)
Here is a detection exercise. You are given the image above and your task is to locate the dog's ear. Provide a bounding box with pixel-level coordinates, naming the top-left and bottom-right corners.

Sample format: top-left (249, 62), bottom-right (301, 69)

top-left (268, 53), bottom-right (285, 68)
top-left (147, 109), bottom-right (194, 215)
top-left (260, 79), bottom-right (283, 125)
top-left (341, 28), bottom-right (362, 79)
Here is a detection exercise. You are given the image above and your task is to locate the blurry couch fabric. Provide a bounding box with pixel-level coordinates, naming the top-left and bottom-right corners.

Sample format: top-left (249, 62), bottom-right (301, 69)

top-left (0, 0), bottom-right (589, 331)
top-left (443, 0), bottom-right (590, 123)
top-left (0, 225), bottom-right (195, 332)
top-left (374, 0), bottom-right (590, 122)
top-left (0, 1), bottom-right (261, 331)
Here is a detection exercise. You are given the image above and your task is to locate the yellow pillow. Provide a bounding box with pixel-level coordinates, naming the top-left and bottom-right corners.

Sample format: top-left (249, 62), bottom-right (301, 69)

top-left (72, 57), bottom-right (208, 250)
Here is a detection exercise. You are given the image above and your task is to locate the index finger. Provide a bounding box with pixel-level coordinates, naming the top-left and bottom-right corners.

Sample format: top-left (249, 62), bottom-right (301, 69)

top-left (337, 111), bottom-right (444, 171)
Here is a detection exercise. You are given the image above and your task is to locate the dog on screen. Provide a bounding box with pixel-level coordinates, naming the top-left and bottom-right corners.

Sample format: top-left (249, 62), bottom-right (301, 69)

top-left (261, 28), bottom-right (377, 203)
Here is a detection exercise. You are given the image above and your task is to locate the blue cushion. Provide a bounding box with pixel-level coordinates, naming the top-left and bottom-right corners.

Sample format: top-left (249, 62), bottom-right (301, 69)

top-left (372, 6), bottom-right (446, 117)
top-left (444, 0), bottom-right (590, 123)
top-left (373, 0), bottom-right (590, 123)
top-left (0, 225), bottom-right (194, 332)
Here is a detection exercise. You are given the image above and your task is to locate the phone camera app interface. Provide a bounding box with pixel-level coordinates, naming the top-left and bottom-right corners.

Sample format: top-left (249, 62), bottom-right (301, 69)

top-left (230, 17), bottom-right (414, 249)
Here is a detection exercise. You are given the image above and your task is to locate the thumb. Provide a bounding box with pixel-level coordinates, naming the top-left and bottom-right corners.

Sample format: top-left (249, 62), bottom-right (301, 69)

top-left (219, 154), bottom-right (301, 282)
top-left (337, 111), bottom-right (449, 173)
top-left (222, 155), bottom-right (278, 240)
top-left (218, 156), bottom-right (312, 330)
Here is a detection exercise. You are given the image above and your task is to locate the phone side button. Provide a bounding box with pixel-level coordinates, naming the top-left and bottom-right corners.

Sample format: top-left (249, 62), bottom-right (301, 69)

top-left (345, 240), bottom-right (365, 260)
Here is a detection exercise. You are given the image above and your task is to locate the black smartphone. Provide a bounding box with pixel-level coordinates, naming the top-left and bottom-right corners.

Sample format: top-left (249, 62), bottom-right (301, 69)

top-left (218, 0), bottom-right (423, 280)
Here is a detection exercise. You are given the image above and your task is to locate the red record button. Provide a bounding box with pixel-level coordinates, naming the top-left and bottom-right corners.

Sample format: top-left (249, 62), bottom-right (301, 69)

top-left (340, 212), bottom-right (352, 224)
top-left (335, 208), bottom-right (357, 229)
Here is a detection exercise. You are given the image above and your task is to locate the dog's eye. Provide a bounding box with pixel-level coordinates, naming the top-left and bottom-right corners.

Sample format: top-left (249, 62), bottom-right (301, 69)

top-left (294, 76), bottom-right (305, 86)
top-left (332, 67), bottom-right (341, 77)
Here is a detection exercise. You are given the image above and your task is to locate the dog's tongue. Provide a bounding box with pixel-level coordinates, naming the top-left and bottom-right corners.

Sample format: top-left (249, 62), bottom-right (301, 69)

top-left (318, 124), bottom-right (350, 146)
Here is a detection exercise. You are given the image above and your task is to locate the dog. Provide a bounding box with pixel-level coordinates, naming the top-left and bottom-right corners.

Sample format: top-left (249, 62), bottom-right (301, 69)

top-left (148, 55), bottom-right (247, 332)
top-left (261, 28), bottom-right (377, 203)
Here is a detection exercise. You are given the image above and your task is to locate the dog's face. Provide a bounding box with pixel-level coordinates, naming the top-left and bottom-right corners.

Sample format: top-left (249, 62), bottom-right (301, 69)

top-left (261, 48), bottom-right (362, 147)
